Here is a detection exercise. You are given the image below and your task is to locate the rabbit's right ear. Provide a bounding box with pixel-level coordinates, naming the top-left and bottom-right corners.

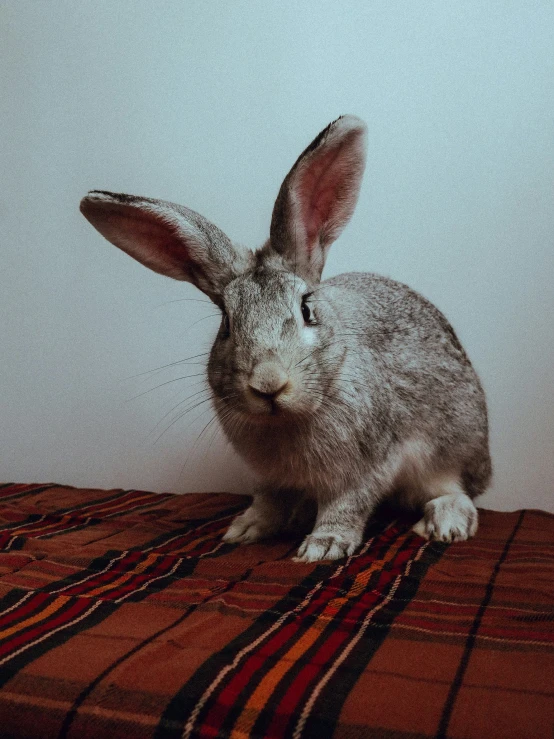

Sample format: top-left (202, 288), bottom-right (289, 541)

top-left (80, 191), bottom-right (251, 304)
top-left (269, 115), bottom-right (367, 284)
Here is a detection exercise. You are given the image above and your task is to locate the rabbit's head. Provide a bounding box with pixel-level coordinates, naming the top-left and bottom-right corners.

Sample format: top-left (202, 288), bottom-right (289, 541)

top-left (81, 116), bottom-right (367, 425)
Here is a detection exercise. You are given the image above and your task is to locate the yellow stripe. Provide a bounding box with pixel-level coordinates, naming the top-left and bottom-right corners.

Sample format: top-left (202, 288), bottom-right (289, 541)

top-left (0, 595), bottom-right (69, 641)
top-left (230, 537), bottom-right (405, 739)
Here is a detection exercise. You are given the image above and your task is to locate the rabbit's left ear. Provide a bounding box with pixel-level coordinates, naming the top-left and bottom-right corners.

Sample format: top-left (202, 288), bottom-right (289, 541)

top-left (80, 191), bottom-right (251, 304)
top-left (269, 115), bottom-right (367, 284)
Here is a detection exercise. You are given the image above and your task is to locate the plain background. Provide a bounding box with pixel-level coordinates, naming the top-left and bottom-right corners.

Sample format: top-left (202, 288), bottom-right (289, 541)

top-left (1, 1), bottom-right (553, 512)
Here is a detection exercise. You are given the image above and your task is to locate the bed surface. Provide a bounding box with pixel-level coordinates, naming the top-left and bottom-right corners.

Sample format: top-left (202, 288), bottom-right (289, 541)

top-left (0, 483), bottom-right (552, 738)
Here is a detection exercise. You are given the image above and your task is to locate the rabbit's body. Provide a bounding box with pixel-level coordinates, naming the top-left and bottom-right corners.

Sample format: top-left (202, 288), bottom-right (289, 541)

top-left (210, 268), bottom-right (490, 558)
top-left (81, 115), bottom-right (491, 562)
top-left (215, 271), bottom-right (489, 502)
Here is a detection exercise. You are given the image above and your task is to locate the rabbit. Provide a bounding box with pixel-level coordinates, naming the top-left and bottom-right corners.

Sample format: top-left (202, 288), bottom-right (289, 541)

top-left (80, 115), bottom-right (491, 562)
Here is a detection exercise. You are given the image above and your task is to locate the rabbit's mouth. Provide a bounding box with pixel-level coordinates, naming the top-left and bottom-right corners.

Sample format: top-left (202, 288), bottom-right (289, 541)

top-left (238, 392), bottom-right (300, 424)
top-left (242, 401), bottom-right (291, 423)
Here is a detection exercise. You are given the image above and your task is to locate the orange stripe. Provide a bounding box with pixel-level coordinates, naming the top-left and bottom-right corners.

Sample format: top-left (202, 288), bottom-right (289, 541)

top-left (230, 537), bottom-right (405, 739)
top-left (84, 552), bottom-right (160, 597)
top-left (170, 526), bottom-right (227, 554)
top-left (0, 595), bottom-right (69, 641)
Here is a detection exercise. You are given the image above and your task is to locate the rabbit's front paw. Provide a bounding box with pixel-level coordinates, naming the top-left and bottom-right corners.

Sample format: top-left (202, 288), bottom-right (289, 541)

top-left (294, 531), bottom-right (360, 562)
top-left (412, 493), bottom-right (478, 543)
top-left (223, 506), bottom-right (276, 544)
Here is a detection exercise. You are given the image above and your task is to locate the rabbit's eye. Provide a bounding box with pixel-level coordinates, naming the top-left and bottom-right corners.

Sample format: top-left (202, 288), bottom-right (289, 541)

top-left (221, 312), bottom-right (230, 338)
top-left (301, 296), bottom-right (316, 325)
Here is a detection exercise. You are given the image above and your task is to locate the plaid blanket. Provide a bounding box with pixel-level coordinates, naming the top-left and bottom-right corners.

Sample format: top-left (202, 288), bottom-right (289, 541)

top-left (0, 484), bottom-right (552, 738)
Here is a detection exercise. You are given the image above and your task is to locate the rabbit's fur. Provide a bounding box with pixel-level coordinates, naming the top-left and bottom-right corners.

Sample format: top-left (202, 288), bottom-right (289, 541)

top-left (81, 115), bottom-right (491, 562)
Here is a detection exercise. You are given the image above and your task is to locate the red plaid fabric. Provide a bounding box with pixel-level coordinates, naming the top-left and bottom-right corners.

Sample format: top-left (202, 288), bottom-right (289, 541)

top-left (0, 483), bottom-right (552, 738)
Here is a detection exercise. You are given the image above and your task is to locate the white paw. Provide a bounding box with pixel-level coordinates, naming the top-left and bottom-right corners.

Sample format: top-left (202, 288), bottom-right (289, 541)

top-left (412, 493), bottom-right (478, 543)
top-left (222, 507), bottom-right (274, 544)
top-left (294, 532), bottom-right (360, 562)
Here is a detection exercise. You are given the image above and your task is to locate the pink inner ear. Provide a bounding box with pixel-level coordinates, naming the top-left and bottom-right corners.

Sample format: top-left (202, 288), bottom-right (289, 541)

top-left (111, 207), bottom-right (193, 274)
top-left (297, 144), bottom-right (345, 255)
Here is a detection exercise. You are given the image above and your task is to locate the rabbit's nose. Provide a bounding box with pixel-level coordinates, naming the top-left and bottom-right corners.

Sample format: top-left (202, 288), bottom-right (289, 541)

top-left (248, 363), bottom-right (290, 400)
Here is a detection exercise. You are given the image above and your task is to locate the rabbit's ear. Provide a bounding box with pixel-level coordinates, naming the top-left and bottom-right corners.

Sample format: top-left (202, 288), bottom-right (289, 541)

top-left (270, 115), bottom-right (367, 283)
top-left (80, 191), bottom-right (250, 303)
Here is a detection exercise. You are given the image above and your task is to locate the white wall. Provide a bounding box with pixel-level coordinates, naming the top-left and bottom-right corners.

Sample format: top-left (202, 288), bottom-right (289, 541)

top-left (1, 1), bottom-right (553, 512)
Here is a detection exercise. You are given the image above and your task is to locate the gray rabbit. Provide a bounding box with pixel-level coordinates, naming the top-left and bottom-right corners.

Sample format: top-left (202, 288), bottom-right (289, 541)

top-left (81, 115), bottom-right (491, 562)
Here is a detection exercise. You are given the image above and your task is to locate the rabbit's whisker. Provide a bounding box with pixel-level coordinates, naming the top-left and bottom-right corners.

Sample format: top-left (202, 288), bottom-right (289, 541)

top-left (127, 373), bottom-right (209, 401)
top-left (124, 352), bottom-right (211, 380)
top-left (152, 395), bottom-right (215, 446)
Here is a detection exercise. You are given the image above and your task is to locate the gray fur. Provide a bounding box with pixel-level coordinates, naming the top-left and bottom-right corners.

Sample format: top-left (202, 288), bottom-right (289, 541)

top-left (81, 115), bottom-right (491, 561)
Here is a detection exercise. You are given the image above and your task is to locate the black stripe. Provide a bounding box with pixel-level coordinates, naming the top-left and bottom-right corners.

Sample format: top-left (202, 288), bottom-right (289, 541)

top-left (298, 537), bottom-right (446, 739)
top-left (0, 483), bottom-right (57, 499)
top-left (0, 593), bottom-right (88, 650)
top-left (0, 593), bottom-right (62, 648)
top-left (38, 495), bottom-right (175, 540)
top-left (131, 502), bottom-right (246, 553)
top-left (0, 494), bottom-right (249, 728)
top-left (154, 518), bottom-right (437, 739)
top-left (42, 549), bottom-right (125, 594)
top-left (108, 554), bottom-right (198, 603)
top-left (0, 588), bottom-right (35, 617)
top-left (260, 531), bottom-right (424, 736)
top-left (57, 606), bottom-right (196, 739)
top-left (0, 486), bottom-right (136, 516)
top-left (58, 551), bottom-right (174, 600)
top-left (43, 506), bottom-right (241, 600)
top-left (254, 527), bottom-right (427, 738)
top-left (57, 549), bottom-right (274, 739)
top-left (251, 529), bottom-right (420, 739)
top-left (0, 495), bottom-right (175, 547)
top-left (206, 562), bottom-right (338, 739)
top-left (0, 597), bottom-right (117, 690)
top-left (435, 510), bottom-right (525, 739)
top-left (42, 549), bottom-right (186, 602)
top-left (0, 513), bottom-right (50, 534)
top-left (153, 542), bottom-right (315, 739)
top-left (0, 535), bottom-right (222, 699)
top-left (0, 488), bottom-right (136, 536)
top-left (49, 488), bottom-right (140, 515)
top-left (35, 516), bottom-right (106, 540)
